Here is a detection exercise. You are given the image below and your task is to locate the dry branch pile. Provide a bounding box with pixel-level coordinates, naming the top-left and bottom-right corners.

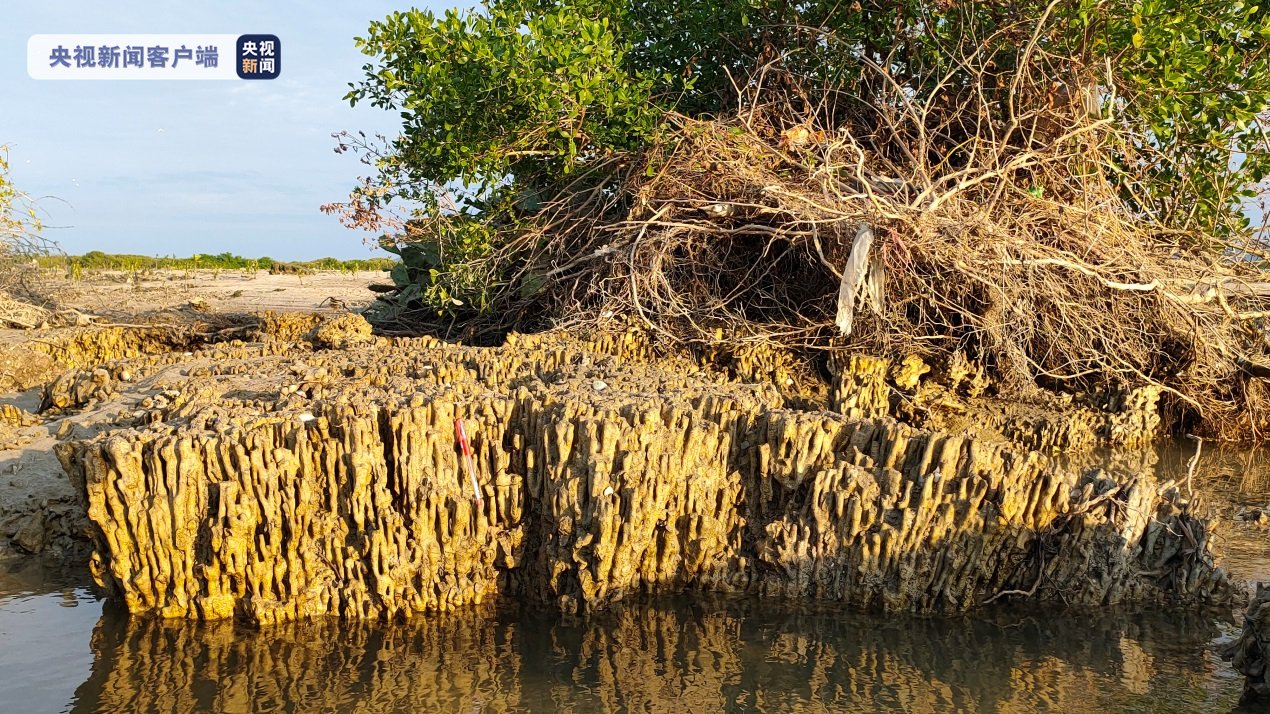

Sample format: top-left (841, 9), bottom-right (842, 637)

top-left (459, 55), bottom-right (1270, 440)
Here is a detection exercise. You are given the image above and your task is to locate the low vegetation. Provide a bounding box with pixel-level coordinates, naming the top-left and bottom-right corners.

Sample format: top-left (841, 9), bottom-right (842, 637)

top-left (34, 252), bottom-right (394, 274)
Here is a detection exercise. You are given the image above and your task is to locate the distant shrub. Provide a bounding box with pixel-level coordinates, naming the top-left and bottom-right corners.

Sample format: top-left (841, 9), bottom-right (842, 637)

top-left (35, 252), bottom-right (391, 273)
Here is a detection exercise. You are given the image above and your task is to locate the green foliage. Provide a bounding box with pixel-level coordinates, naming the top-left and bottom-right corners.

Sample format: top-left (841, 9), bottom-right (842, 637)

top-left (365, 214), bottom-right (505, 324)
top-left (344, 0), bottom-right (1270, 320)
top-left (1063, 0), bottom-right (1270, 236)
top-left (347, 2), bottom-right (661, 201)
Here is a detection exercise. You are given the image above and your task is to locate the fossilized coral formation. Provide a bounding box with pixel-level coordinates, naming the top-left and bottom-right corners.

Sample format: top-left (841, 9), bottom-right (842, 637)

top-left (57, 331), bottom-right (1234, 624)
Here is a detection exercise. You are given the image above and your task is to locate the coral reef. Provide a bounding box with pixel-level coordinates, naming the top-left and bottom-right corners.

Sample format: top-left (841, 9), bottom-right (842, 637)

top-left (887, 353), bottom-right (1163, 452)
top-left (57, 331), bottom-right (1235, 624)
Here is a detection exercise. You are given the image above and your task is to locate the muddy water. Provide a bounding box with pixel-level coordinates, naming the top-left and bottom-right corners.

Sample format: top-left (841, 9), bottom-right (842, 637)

top-left (1, 446), bottom-right (1267, 714)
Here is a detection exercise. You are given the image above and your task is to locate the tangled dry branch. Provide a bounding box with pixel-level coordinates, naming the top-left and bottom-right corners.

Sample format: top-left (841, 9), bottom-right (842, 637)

top-left (385, 32), bottom-right (1270, 439)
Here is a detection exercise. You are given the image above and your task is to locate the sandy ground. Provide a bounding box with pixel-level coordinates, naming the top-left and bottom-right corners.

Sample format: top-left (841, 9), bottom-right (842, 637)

top-left (21, 268), bottom-right (380, 319)
top-left (0, 269), bottom-right (381, 561)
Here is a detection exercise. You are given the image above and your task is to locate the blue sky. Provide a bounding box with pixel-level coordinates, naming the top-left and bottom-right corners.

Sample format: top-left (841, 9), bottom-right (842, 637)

top-left (2, 2), bottom-right (451, 260)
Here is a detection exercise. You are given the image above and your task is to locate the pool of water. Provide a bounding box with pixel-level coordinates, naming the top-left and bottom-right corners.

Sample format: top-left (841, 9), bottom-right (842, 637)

top-left (1, 443), bottom-right (1265, 713)
top-left (0, 573), bottom-right (1253, 713)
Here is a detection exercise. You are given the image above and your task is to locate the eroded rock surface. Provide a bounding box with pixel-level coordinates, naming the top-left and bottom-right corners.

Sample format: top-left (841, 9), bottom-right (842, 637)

top-left (0, 311), bottom-right (369, 560)
top-left (56, 331), bottom-right (1235, 624)
top-left (884, 353), bottom-right (1164, 452)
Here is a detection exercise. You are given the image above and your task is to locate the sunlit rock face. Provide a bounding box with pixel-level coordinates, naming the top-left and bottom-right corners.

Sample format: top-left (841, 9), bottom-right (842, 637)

top-left (56, 331), bottom-right (1233, 624)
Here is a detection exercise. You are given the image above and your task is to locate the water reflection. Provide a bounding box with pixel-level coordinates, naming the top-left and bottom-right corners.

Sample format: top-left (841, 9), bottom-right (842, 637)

top-left (0, 558), bottom-right (101, 714)
top-left (63, 597), bottom-right (1243, 713)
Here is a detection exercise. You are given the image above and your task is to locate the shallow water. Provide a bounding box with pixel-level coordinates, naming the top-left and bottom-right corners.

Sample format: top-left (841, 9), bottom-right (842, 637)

top-left (0, 572), bottom-right (1254, 713)
top-left (1, 444), bottom-right (1266, 714)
